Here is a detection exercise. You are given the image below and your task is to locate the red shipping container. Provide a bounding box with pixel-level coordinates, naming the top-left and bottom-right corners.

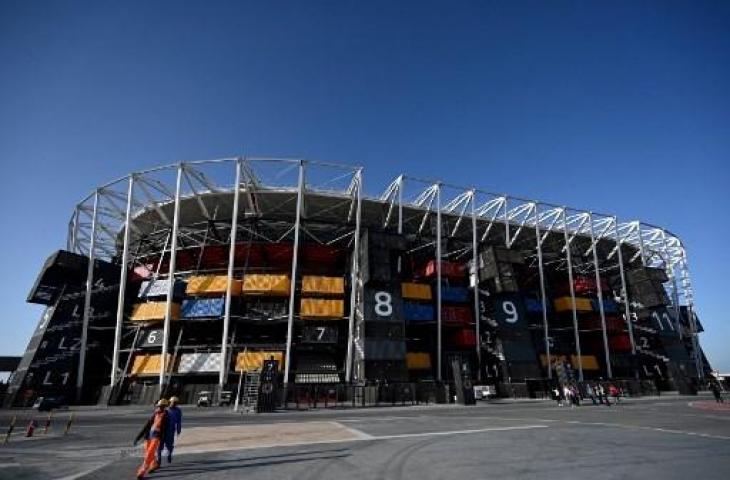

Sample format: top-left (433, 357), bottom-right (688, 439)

top-left (424, 260), bottom-right (466, 278)
top-left (573, 276), bottom-right (609, 295)
top-left (448, 329), bottom-right (476, 348)
top-left (442, 306), bottom-right (473, 326)
top-left (609, 335), bottom-right (632, 351)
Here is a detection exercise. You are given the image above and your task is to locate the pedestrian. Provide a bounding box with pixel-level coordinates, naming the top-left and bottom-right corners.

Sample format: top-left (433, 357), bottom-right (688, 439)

top-left (587, 384), bottom-right (597, 405)
top-left (570, 385), bottom-right (580, 406)
top-left (134, 399), bottom-right (169, 479)
top-left (158, 396), bottom-right (183, 464)
top-left (608, 384), bottom-right (620, 404)
top-left (596, 384), bottom-right (606, 406)
top-left (553, 386), bottom-right (562, 406)
top-left (709, 381), bottom-right (724, 403)
top-left (563, 384), bottom-right (573, 408)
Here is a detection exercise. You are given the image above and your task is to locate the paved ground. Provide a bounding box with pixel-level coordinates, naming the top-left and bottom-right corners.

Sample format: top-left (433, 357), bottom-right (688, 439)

top-left (1, 395), bottom-right (729, 479)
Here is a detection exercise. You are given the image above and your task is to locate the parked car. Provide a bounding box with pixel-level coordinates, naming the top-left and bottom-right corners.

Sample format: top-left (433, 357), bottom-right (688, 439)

top-left (473, 385), bottom-right (496, 401)
top-left (197, 391), bottom-right (211, 407)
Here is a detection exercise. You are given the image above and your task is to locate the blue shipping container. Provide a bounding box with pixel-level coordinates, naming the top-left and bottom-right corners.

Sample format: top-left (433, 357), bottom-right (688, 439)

top-left (441, 286), bottom-right (470, 303)
top-left (592, 298), bottom-right (619, 313)
top-left (403, 302), bottom-right (435, 322)
top-left (181, 297), bottom-right (225, 318)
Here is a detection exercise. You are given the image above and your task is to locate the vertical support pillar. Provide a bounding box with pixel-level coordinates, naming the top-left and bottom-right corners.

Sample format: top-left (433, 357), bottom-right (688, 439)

top-left (503, 197), bottom-right (510, 246)
top-left (614, 218), bottom-right (638, 380)
top-left (220, 159), bottom-right (242, 387)
top-left (680, 251), bottom-right (703, 380)
top-left (588, 214), bottom-right (612, 378)
top-left (160, 165), bottom-right (183, 389)
top-left (397, 175), bottom-right (403, 235)
top-left (110, 175), bottom-right (135, 388)
top-left (535, 205), bottom-right (551, 380)
top-left (345, 169), bottom-right (363, 382)
top-left (562, 209), bottom-right (583, 382)
top-left (284, 161), bottom-right (305, 385)
top-left (660, 231), bottom-right (682, 339)
top-left (435, 184), bottom-right (442, 382)
top-left (76, 191), bottom-right (99, 402)
top-left (470, 191), bottom-right (482, 381)
top-left (70, 207), bottom-right (81, 253)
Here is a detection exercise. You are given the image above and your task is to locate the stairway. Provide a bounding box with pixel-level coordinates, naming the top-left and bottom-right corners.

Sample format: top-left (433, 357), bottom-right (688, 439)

top-left (241, 372), bottom-right (261, 413)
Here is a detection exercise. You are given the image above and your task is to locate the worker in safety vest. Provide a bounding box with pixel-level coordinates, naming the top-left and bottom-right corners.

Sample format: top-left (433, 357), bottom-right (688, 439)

top-left (134, 398), bottom-right (169, 479)
top-left (158, 395), bottom-right (182, 464)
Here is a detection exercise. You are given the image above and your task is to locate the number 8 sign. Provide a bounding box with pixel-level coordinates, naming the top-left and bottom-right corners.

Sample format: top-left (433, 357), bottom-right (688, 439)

top-left (365, 285), bottom-right (402, 323)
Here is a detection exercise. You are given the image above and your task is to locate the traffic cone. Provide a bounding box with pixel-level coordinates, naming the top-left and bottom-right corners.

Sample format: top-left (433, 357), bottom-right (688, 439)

top-left (25, 419), bottom-right (36, 437)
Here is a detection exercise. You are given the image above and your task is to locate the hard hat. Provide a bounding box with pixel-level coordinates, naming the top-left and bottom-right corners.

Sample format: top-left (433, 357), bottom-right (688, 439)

top-left (168, 396), bottom-right (179, 404)
top-left (156, 398), bottom-right (169, 407)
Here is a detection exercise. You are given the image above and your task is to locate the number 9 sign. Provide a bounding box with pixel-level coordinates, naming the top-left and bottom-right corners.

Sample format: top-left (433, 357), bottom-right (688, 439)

top-left (493, 294), bottom-right (524, 329)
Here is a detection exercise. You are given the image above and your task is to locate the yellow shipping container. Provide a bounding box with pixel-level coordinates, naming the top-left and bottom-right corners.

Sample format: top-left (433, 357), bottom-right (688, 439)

top-left (571, 355), bottom-right (600, 370)
top-left (554, 296), bottom-right (593, 312)
top-left (130, 354), bottom-right (172, 375)
top-left (300, 298), bottom-right (345, 319)
top-left (130, 302), bottom-right (180, 322)
top-left (186, 275), bottom-right (241, 296)
top-left (406, 352), bottom-right (432, 370)
top-left (242, 274), bottom-right (290, 296)
top-left (401, 283), bottom-right (432, 300)
top-left (235, 351), bottom-right (284, 372)
top-left (539, 354), bottom-right (568, 367)
top-left (301, 276), bottom-right (345, 295)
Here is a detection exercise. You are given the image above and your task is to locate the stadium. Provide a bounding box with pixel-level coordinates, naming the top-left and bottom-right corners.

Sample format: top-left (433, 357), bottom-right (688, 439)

top-left (4, 158), bottom-right (711, 408)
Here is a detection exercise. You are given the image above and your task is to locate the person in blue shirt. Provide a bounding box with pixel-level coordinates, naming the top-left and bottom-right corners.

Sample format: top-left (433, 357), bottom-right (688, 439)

top-left (158, 396), bottom-right (182, 464)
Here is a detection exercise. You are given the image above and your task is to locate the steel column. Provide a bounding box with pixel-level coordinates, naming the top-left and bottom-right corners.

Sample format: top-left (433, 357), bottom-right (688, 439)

top-left (345, 169), bottom-right (363, 382)
top-left (660, 231), bottom-right (682, 339)
top-left (110, 176), bottom-right (135, 388)
top-left (71, 207), bottom-right (81, 253)
top-left (681, 252), bottom-right (703, 380)
top-left (562, 210), bottom-right (583, 382)
top-left (470, 191), bottom-right (482, 381)
top-left (76, 191), bottom-right (99, 402)
top-left (588, 214), bottom-right (612, 378)
top-left (160, 165), bottom-right (183, 389)
top-left (534, 205), bottom-right (552, 380)
top-left (614, 218), bottom-right (639, 381)
top-left (283, 161), bottom-right (305, 385)
top-left (435, 184), bottom-right (442, 382)
top-left (219, 159), bottom-right (242, 387)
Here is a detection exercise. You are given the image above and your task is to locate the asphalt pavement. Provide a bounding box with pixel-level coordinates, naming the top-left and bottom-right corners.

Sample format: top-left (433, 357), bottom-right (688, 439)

top-left (1, 395), bottom-right (729, 479)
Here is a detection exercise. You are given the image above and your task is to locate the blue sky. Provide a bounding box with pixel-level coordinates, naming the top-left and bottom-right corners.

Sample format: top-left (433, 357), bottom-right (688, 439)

top-left (1, 1), bottom-right (728, 370)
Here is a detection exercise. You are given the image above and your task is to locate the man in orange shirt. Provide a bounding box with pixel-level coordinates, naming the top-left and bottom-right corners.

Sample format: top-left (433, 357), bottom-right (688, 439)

top-left (134, 399), bottom-right (169, 479)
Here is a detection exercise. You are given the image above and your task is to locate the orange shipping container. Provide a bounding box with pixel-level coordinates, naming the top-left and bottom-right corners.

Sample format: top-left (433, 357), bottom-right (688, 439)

top-left (130, 302), bottom-right (180, 322)
top-left (570, 355), bottom-right (600, 370)
top-left (401, 283), bottom-right (432, 300)
top-left (554, 297), bottom-right (593, 313)
top-left (406, 352), bottom-right (432, 370)
top-left (301, 276), bottom-right (345, 295)
top-left (130, 354), bottom-right (172, 375)
top-left (242, 274), bottom-right (290, 296)
top-left (300, 298), bottom-right (345, 319)
top-left (235, 351), bottom-right (284, 372)
top-left (186, 275), bottom-right (241, 296)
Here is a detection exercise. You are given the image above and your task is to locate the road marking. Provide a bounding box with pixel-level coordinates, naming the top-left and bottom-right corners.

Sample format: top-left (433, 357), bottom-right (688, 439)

top-left (563, 420), bottom-right (730, 441)
top-left (173, 423), bottom-right (547, 455)
top-left (371, 424), bottom-right (548, 440)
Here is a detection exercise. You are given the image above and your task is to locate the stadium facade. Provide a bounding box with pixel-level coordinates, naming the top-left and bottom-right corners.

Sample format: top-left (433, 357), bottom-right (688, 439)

top-left (4, 158), bottom-right (710, 407)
